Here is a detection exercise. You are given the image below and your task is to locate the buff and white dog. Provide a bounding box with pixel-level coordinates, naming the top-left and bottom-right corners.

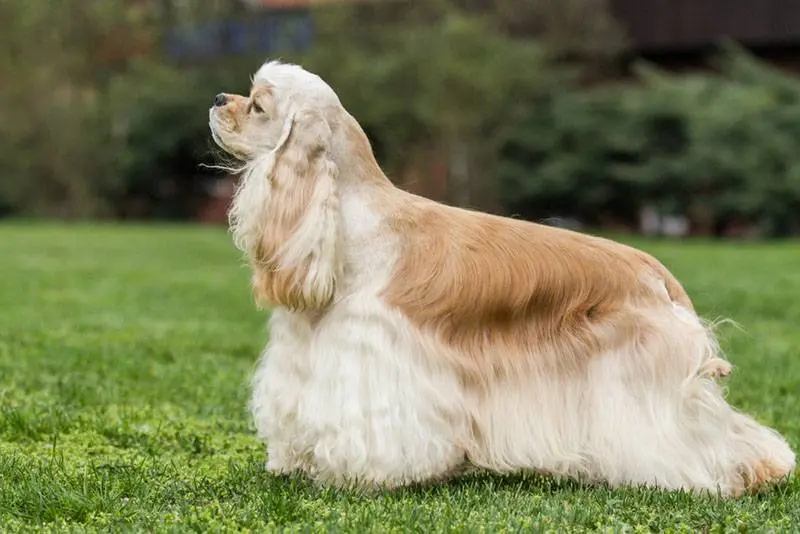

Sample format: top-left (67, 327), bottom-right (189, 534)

top-left (208, 60), bottom-right (795, 496)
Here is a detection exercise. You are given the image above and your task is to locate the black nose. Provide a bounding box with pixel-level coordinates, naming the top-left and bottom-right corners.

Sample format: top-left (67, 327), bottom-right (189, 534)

top-left (214, 93), bottom-right (227, 107)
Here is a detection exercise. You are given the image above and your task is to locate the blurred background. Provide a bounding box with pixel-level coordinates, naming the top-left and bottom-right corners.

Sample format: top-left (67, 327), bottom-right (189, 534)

top-left (2, 0), bottom-right (800, 238)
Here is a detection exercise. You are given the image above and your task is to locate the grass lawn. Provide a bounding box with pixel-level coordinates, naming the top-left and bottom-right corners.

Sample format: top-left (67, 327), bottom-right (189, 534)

top-left (1, 223), bottom-right (798, 532)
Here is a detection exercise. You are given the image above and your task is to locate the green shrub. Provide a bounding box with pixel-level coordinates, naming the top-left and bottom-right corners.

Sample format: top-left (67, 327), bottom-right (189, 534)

top-left (0, 0), bottom-right (256, 220)
top-left (497, 46), bottom-right (800, 236)
top-left (104, 60), bottom-right (244, 220)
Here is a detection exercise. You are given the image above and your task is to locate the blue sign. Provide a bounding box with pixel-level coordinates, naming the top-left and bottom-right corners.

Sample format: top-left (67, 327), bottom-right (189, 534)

top-left (164, 10), bottom-right (315, 62)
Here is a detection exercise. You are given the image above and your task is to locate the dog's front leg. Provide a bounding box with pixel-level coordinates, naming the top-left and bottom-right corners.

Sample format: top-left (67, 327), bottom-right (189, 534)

top-left (251, 309), bottom-right (315, 476)
top-left (294, 301), bottom-right (469, 490)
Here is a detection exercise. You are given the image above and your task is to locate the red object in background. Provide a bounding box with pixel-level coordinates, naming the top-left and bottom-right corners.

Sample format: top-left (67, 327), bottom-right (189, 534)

top-left (196, 177), bottom-right (236, 224)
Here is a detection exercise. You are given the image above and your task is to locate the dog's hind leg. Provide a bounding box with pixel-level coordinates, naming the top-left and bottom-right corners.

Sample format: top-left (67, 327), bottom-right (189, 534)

top-left (581, 305), bottom-right (795, 496)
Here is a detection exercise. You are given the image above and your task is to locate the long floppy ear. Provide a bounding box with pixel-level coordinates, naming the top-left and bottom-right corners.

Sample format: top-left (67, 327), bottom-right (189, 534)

top-left (250, 108), bottom-right (342, 311)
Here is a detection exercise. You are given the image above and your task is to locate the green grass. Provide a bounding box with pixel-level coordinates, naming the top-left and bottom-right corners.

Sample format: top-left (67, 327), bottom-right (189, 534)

top-left (1, 223), bottom-right (798, 533)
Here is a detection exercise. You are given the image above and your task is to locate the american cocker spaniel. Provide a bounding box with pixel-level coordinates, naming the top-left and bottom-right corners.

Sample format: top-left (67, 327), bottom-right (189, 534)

top-left (208, 60), bottom-right (795, 496)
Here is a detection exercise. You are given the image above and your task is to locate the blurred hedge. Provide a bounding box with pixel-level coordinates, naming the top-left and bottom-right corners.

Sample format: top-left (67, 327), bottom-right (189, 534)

top-left (4, 0), bottom-right (800, 237)
top-left (105, 60), bottom-right (254, 220)
top-left (497, 45), bottom-right (800, 237)
top-left (0, 0), bottom-right (251, 220)
top-left (0, 0), bottom-right (621, 220)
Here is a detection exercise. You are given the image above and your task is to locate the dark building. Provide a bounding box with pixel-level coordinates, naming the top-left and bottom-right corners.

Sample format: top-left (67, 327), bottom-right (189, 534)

top-left (611, 0), bottom-right (800, 72)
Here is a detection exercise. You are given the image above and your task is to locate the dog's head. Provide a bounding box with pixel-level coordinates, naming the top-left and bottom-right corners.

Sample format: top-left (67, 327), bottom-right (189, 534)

top-left (209, 60), bottom-right (342, 161)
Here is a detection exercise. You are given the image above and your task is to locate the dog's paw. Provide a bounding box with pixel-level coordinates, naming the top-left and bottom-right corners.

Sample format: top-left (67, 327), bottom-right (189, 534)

top-left (266, 444), bottom-right (312, 476)
top-left (701, 358), bottom-right (732, 379)
top-left (711, 360), bottom-right (733, 379)
top-left (740, 457), bottom-right (796, 495)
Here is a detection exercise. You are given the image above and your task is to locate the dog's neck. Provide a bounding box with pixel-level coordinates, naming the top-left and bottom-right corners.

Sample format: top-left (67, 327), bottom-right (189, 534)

top-left (333, 112), bottom-right (393, 189)
top-left (325, 113), bottom-right (408, 295)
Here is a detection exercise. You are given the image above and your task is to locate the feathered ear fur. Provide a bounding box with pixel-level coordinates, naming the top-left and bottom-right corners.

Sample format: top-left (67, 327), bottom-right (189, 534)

top-left (228, 108), bottom-right (341, 312)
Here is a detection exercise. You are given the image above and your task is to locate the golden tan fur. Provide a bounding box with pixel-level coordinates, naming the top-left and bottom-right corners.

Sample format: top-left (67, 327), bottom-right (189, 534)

top-left (250, 153), bottom-right (318, 312)
top-left (371, 171), bottom-right (721, 385)
top-left (251, 110), bottom-right (339, 311)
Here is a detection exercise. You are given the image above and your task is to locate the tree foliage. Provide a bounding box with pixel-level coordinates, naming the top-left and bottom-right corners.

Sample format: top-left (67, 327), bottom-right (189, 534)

top-left (497, 44), bottom-right (800, 236)
top-left (299, 0), bottom-right (618, 209)
top-left (5, 0), bottom-right (800, 237)
top-left (0, 0), bottom-right (624, 218)
top-left (299, 4), bottom-right (506, 207)
top-left (0, 0), bottom-right (157, 217)
top-left (0, 0), bottom-right (252, 219)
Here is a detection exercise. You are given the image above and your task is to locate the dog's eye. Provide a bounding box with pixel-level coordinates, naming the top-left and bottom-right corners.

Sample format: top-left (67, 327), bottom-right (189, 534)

top-left (249, 101), bottom-right (264, 114)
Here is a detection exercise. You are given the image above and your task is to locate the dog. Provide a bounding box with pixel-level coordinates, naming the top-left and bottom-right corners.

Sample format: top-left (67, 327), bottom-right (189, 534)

top-left (208, 60), bottom-right (795, 496)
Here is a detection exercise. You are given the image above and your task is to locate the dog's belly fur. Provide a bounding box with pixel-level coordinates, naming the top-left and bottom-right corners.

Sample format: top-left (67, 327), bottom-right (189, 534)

top-left (250, 290), bottom-right (795, 496)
